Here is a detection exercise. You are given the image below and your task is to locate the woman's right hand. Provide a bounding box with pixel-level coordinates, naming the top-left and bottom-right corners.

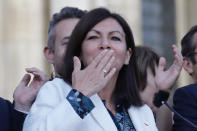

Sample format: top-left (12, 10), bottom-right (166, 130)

top-left (72, 49), bottom-right (116, 97)
top-left (155, 44), bottom-right (183, 91)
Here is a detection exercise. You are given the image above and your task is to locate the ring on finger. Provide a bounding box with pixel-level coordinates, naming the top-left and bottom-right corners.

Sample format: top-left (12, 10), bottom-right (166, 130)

top-left (103, 69), bottom-right (107, 74)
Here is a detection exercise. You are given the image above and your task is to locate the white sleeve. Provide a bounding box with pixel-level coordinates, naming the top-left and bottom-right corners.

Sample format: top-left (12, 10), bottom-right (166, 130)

top-left (22, 81), bottom-right (83, 131)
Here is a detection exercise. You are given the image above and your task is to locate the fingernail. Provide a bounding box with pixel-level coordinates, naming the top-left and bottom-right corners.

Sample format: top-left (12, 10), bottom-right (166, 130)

top-left (73, 56), bottom-right (77, 61)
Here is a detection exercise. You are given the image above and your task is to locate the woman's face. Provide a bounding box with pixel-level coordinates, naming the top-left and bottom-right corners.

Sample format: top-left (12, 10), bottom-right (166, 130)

top-left (140, 66), bottom-right (159, 113)
top-left (81, 18), bottom-right (131, 71)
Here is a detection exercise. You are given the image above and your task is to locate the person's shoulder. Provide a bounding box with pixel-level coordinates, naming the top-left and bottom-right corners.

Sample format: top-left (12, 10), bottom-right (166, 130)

top-left (42, 78), bottom-right (71, 90)
top-left (0, 98), bottom-right (11, 131)
top-left (183, 83), bottom-right (197, 91)
top-left (45, 77), bottom-right (67, 85)
top-left (0, 97), bottom-right (12, 107)
top-left (174, 83), bottom-right (197, 102)
top-left (0, 97), bottom-right (13, 128)
top-left (0, 97), bottom-right (11, 103)
top-left (37, 78), bottom-right (72, 98)
top-left (175, 83), bottom-right (197, 95)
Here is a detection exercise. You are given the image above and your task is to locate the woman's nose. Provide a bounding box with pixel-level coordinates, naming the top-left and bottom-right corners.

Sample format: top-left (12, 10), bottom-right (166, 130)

top-left (99, 39), bottom-right (111, 50)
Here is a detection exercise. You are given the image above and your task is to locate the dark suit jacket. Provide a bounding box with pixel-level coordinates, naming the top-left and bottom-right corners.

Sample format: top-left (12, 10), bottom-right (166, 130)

top-left (172, 83), bottom-right (197, 131)
top-left (0, 97), bottom-right (26, 131)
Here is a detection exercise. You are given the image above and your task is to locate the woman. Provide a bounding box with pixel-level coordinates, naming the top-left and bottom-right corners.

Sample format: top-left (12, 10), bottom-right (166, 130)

top-left (135, 46), bottom-right (160, 113)
top-left (23, 8), bottom-right (157, 131)
top-left (135, 45), bottom-right (183, 131)
top-left (135, 45), bottom-right (182, 113)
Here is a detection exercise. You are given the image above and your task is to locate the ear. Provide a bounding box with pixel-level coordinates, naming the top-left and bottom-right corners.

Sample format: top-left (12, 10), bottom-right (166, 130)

top-left (124, 48), bottom-right (132, 65)
top-left (43, 46), bottom-right (54, 64)
top-left (183, 57), bottom-right (194, 76)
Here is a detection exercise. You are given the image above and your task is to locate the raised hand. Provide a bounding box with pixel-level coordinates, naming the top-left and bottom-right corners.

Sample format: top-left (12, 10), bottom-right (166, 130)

top-left (13, 67), bottom-right (47, 112)
top-left (72, 49), bottom-right (116, 97)
top-left (155, 45), bottom-right (183, 91)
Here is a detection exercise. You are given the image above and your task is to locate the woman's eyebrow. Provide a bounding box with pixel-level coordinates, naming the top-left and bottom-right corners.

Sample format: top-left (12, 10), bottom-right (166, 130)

top-left (109, 31), bottom-right (124, 37)
top-left (90, 30), bottom-right (124, 37)
top-left (89, 29), bottom-right (100, 34)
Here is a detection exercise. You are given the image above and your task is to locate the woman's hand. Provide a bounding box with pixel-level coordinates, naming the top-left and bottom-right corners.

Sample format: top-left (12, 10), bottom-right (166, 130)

top-left (155, 45), bottom-right (183, 91)
top-left (72, 49), bottom-right (116, 97)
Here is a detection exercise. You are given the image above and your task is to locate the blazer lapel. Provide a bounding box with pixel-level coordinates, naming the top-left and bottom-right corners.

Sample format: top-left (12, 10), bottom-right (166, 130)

top-left (90, 94), bottom-right (118, 131)
top-left (128, 106), bottom-right (144, 131)
top-left (128, 105), bottom-right (158, 131)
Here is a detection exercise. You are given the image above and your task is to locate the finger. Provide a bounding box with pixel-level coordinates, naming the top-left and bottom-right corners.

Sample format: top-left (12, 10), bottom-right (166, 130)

top-left (17, 74), bottom-right (31, 88)
top-left (96, 50), bottom-right (114, 71)
top-left (31, 72), bottom-right (47, 82)
top-left (158, 57), bottom-right (166, 72)
top-left (172, 45), bottom-right (183, 66)
top-left (105, 68), bottom-right (116, 81)
top-left (102, 56), bottom-right (115, 75)
top-left (90, 49), bottom-right (108, 68)
top-left (171, 44), bottom-right (176, 53)
top-left (26, 68), bottom-right (47, 81)
top-left (172, 54), bottom-right (183, 72)
top-left (26, 67), bottom-right (40, 73)
top-left (73, 56), bottom-right (81, 73)
top-left (26, 67), bottom-right (43, 77)
top-left (172, 45), bottom-right (182, 59)
top-left (172, 45), bottom-right (178, 58)
top-left (28, 75), bottom-right (45, 89)
top-left (172, 45), bottom-right (178, 64)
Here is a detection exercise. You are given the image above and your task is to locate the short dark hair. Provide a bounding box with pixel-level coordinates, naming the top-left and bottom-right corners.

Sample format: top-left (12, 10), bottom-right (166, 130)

top-left (135, 46), bottom-right (160, 91)
top-left (59, 8), bottom-right (142, 109)
top-left (181, 25), bottom-right (197, 64)
top-left (47, 7), bottom-right (86, 51)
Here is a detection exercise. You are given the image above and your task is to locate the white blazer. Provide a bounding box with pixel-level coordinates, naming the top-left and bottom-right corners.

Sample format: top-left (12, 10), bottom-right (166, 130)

top-left (23, 78), bottom-right (158, 131)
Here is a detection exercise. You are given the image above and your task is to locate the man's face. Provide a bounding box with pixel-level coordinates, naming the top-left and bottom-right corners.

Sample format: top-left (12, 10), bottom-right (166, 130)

top-left (183, 33), bottom-right (197, 82)
top-left (51, 18), bottom-right (79, 76)
top-left (189, 48), bottom-right (197, 82)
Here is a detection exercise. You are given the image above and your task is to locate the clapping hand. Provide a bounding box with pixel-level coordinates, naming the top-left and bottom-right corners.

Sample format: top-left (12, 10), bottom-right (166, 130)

top-left (155, 45), bottom-right (183, 91)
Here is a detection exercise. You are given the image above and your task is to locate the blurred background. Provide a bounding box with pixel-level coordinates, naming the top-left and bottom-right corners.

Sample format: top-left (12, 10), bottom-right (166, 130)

top-left (0, 0), bottom-right (196, 101)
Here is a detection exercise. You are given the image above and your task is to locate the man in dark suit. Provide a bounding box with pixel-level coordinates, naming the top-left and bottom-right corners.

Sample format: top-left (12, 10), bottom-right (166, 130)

top-left (0, 97), bottom-right (26, 131)
top-left (173, 25), bottom-right (197, 131)
top-left (0, 68), bottom-right (46, 131)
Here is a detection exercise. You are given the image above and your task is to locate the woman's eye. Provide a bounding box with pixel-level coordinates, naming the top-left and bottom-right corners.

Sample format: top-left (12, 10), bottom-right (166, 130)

top-left (111, 36), bottom-right (121, 41)
top-left (62, 42), bottom-right (68, 45)
top-left (87, 36), bottom-right (98, 40)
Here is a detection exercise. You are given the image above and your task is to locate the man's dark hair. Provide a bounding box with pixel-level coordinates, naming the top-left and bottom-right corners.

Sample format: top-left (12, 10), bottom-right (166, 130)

top-left (181, 25), bottom-right (197, 64)
top-left (59, 8), bottom-right (143, 109)
top-left (135, 46), bottom-right (160, 91)
top-left (47, 7), bottom-right (86, 51)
